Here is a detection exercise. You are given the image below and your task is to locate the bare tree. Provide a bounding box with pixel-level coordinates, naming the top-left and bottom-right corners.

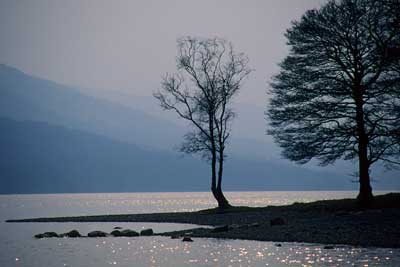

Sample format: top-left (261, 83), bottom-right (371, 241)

top-left (154, 37), bottom-right (251, 209)
top-left (267, 0), bottom-right (400, 207)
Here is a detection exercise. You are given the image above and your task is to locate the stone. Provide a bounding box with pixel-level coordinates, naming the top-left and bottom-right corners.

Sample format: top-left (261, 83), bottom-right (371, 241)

top-left (270, 217), bottom-right (286, 226)
top-left (120, 229), bottom-right (139, 237)
top-left (88, 231), bottom-right (108, 237)
top-left (140, 229), bottom-right (153, 236)
top-left (182, 236), bottom-right (193, 242)
top-left (113, 226), bottom-right (123, 229)
top-left (275, 243), bottom-right (282, 247)
top-left (110, 230), bottom-right (122, 237)
top-left (64, 230), bottom-right (81, 238)
top-left (34, 232), bottom-right (59, 238)
top-left (44, 232), bottom-right (59, 238)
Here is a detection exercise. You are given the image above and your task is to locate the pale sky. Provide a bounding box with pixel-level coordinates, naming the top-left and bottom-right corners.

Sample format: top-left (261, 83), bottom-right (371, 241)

top-left (0, 0), bottom-right (326, 107)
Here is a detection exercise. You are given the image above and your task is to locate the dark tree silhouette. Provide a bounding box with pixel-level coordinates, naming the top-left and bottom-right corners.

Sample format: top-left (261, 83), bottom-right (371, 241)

top-left (154, 37), bottom-right (251, 209)
top-left (268, 0), bottom-right (400, 207)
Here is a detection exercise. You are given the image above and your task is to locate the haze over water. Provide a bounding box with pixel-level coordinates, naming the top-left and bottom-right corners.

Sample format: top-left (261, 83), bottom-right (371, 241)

top-left (1, 191), bottom-right (399, 267)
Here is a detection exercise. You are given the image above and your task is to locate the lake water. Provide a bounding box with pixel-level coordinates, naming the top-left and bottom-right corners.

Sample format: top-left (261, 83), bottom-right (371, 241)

top-left (1, 191), bottom-right (399, 267)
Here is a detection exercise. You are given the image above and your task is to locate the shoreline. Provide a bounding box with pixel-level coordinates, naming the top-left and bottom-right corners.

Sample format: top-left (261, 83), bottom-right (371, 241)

top-left (7, 193), bottom-right (400, 248)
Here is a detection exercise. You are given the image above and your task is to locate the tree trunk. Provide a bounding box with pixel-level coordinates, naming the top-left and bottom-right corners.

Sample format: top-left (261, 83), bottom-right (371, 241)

top-left (211, 187), bottom-right (230, 210)
top-left (210, 143), bottom-right (219, 208)
top-left (210, 155), bottom-right (230, 210)
top-left (354, 85), bottom-right (373, 208)
top-left (357, 142), bottom-right (373, 208)
top-left (208, 112), bottom-right (230, 210)
top-left (215, 148), bottom-right (230, 210)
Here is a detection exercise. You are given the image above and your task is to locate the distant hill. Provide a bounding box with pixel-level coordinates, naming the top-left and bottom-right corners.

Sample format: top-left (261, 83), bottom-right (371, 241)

top-left (0, 64), bottom-right (398, 194)
top-left (75, 87), bottom-right (282, 160)
top-left (0, 117), bottom-right (209, 193)
top-left (0, 64), bottom-right (279, 160)
top-left (0, 117), bottom-right (369, 194)
top-left (0, 64), bottom-right (182, 150)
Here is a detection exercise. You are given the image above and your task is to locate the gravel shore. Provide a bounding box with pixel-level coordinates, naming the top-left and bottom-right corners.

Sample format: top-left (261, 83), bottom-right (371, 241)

top-left (7, 193), bottom-right (400, 248)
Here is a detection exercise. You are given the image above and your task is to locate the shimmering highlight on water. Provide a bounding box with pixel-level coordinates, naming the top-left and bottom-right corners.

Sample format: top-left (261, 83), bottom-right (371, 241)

top-left (0, 191), bottom-right (399, 267)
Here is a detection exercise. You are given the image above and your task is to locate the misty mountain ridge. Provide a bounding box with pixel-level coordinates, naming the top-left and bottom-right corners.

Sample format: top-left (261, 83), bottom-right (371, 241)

top-left (0, 64), bottom-right (182, 151)
top-left (64, 78), bottom-right (282, 161)
top-left (1, 117), bottom-right (367, 194)
top-left (0, 64), bottom-right (280, 160)
top-left (0, 64), bottom-right (398, 193)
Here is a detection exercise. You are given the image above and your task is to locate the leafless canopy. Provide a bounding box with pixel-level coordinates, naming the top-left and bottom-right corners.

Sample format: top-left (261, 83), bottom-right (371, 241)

top-left (154, 37), bottom-right (251, 208)
top-left (155, 37), bottom-right (250, 160)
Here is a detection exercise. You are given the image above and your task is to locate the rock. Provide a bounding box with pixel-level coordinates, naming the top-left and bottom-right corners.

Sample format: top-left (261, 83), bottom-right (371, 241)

top-left (45, 232), bottom-right (58, 238)
top-left (88, 231), bottom-right (108, 237)
top-left (275, 243), bottom-right (282, 247)
top-left (213, 225), bottom-right (229, 232)
top-left (110, 230), bottom-right (122, 237)
top-left (140, 229), bottom-right (153, 236)
top-left (120, 229), bottom-right (139, 237)
top-left (34, 232), bottom-right (59, 238)
top-left (44, 232), bottom-right (59, 238)
top-left (182, 236), bottom-right (193, 242)
top-left (113, 226), bottom-right (123, 229)
top-left (64, 230), bottom-right (81, 238)
top-left (323, 245), bottom-right (335, 249)
top-left (34, 233), bottom-right (44, 239)
top-left (270, 217), bottom-right (285, 226)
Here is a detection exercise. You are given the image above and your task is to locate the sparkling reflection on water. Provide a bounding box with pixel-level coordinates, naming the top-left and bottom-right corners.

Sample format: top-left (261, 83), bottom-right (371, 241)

top-left (9, 236), bottom-right (398, 267)
top-left (0, 191), bottom-right (377, 219)
top-left (0, 191), bottom-right (399, 267)
top-left (5, 234), bottom-right (399, 267)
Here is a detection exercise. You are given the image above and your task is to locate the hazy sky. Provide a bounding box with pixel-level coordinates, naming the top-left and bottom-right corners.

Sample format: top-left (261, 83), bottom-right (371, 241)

top-left (0, 0), bottom-right (326, 106)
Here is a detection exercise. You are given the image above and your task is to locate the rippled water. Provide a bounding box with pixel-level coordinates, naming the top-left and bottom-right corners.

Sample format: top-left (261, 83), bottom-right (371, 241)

top-left (1, 191), bottom-right (399, 266)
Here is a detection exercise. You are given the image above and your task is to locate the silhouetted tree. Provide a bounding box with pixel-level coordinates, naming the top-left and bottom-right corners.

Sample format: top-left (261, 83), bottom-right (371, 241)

top-left (154, 37), bottom-right (251, 209)
top-left (268, 0), bottom-right (400, 207)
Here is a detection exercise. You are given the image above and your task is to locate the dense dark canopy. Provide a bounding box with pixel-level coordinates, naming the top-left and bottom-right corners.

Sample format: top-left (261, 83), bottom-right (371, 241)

top-left (268, 0), bottom-right (400, 206)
